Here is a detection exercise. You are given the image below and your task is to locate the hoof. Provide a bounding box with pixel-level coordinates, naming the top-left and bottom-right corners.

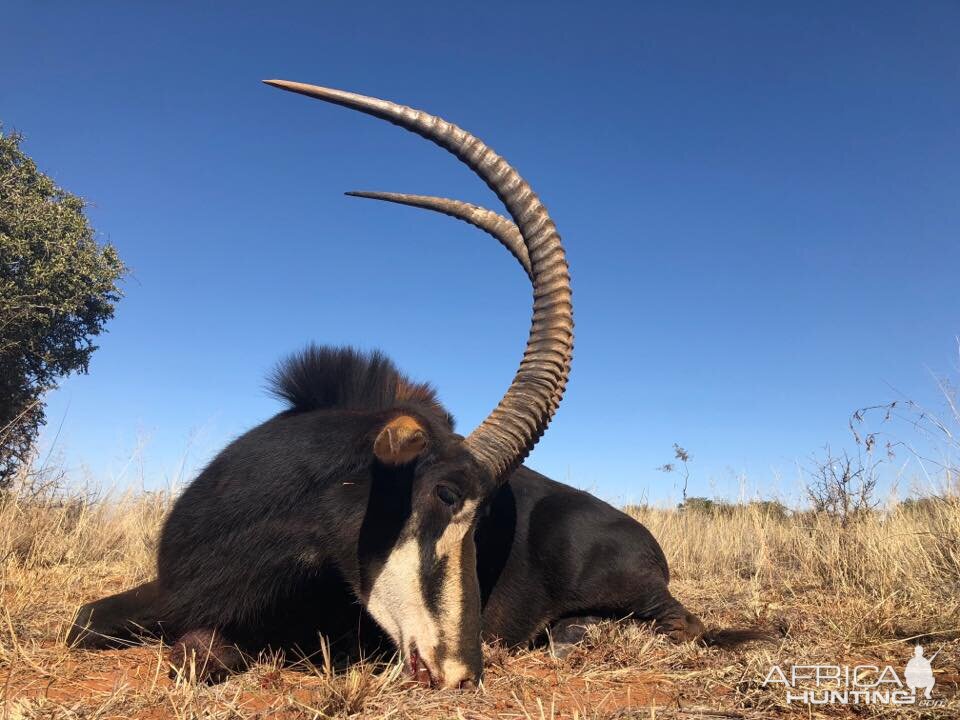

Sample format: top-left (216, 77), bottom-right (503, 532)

top-left (656, 612), bottom-right (705, 643)
top-left (550, 642), bottom-right (578, 660)
top-left (168, 629), bottom-right (244, 684)
top-left (548, 616), bottom-right (602, 659)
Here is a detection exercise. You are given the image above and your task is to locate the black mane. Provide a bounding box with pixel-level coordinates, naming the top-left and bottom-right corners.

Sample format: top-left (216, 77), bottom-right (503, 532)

top-left (268, 345), bottom-right (450, 424)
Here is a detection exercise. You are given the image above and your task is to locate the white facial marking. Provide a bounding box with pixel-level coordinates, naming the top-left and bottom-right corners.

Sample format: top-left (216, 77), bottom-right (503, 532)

top-left (434, 499), bottom-right (480, 684)
top-left (364, 499), bottom-right (479, 687)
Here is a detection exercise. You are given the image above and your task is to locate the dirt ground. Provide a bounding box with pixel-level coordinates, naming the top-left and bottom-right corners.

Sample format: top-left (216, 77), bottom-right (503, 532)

top-left (3, 575), bottom-right (958, 719)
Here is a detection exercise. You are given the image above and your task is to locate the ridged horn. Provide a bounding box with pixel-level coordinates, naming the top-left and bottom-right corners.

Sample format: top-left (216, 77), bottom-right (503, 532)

top-left (345, 191), bottom-right (532, 280)
top-left (264, 80), bottom-right (573, 482)
top-left (344, 191), bottom-right (569, 410)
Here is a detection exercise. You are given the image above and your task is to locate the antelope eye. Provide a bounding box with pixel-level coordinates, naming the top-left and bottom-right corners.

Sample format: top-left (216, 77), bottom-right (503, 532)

top-left (435, 484), bottom-right (460, 506)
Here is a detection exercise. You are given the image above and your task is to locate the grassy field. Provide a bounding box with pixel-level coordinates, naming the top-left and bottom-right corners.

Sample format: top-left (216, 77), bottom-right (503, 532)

top-left (1, 473), bottom-right (958, 719)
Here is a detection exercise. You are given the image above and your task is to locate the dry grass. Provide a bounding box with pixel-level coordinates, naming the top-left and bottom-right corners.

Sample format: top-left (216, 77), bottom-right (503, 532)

top-left (1, 476), bottom-right (958, 719)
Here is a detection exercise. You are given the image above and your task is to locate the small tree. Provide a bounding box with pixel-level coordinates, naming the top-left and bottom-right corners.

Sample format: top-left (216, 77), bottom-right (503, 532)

top-left (803, 446), bottom-right (878, 527)
top-left (657, 443), bottom-right (692, 502)
top-left (0, 130), bottom-right (124, 485)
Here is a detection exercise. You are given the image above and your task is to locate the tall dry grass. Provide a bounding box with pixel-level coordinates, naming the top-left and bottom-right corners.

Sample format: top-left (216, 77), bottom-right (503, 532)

top-left (628, 500), bottom-right (960, 648)
top-left (0, 478), bottom-right (165, 601)
top-left (633, 501), bottom-right (959, 613)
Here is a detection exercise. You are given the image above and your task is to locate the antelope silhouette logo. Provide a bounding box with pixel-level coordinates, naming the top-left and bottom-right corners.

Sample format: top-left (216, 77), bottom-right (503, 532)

top-left (904, 645), bottom-right (936, 699)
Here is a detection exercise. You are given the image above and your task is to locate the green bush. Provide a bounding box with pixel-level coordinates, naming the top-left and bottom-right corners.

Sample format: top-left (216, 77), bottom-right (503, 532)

top-left (0, 129), bottom-right (125, 484)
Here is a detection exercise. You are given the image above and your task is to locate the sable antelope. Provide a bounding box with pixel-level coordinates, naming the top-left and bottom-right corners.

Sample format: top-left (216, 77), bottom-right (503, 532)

top-left (70, 341), bottom-right (764, 677)
top-left (67, 80), bottom-right (574, 689)
top-left (70, 84), bottom-right (767, 684)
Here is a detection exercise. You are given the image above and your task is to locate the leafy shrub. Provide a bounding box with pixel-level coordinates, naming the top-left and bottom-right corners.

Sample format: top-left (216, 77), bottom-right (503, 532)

top-left (0, 129), bottom-right (125, 485)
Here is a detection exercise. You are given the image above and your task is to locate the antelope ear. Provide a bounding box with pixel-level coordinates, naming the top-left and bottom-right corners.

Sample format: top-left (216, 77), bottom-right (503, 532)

top-left (373, 415), bottom-right (428, 465)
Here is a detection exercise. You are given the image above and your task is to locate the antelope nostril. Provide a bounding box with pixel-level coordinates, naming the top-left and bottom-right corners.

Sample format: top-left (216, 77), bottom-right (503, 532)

top-left (458, 678), bottom-right (477, 690)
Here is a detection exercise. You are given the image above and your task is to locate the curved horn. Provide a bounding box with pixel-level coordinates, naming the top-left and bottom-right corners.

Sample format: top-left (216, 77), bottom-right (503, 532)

top-left (345, 191), bottom-right (532, 280)
top-left (344, 191), bottom-right (570, 410)
top-left (265, 80), bottom-right (573, 481)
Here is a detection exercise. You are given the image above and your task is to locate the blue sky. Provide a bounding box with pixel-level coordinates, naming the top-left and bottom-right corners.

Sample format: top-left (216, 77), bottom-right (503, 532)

top-left (3, 1), bottom-right (958, 505)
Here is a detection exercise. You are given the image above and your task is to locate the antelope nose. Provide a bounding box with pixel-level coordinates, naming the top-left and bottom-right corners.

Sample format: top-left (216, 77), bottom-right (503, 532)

top-left (439, 657), bottom-right (482, 689)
